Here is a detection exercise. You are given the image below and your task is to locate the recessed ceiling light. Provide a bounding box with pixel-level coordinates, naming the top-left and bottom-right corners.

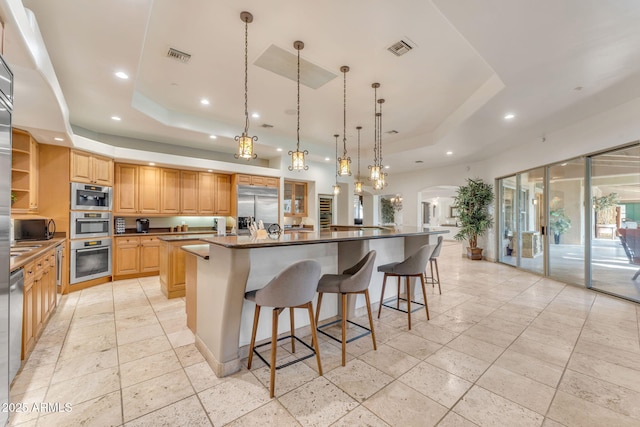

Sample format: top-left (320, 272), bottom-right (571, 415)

top-left (276, 148), bottom-right (283, 152)
top-left (446, 151), bottom-right (453, 155)
top-left (209, 135), bottom-right (217, 139)
top-left (504, 113), bottom-right (515, 120)
top-left (384, 165), bottom-right (390, 169)
top-left (200, 99), bottom-right (210, 105)
top-left (252, 113), bottom-right (260, 118)
top-left (149, 162), bottom-right (155, 166)
top-left (561, 163), bottom-right (568, 166)
top-left (111, 116), bottom-right (121, 121)
top-left (54, 137), bottom-right (64, 141)
top-left (115, 71), bottom-right (129, 79)
top-left (325, 157), bottom-right (330, 161)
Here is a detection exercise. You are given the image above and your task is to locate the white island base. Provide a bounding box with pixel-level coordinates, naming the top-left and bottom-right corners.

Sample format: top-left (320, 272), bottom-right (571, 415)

top-left (192, 229), bottom-right (446, 377)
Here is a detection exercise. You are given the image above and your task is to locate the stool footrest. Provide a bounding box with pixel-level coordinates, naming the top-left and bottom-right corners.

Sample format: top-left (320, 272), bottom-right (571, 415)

top-left (252, 335), bottom-right (316, 370)
top-left (381, 296), bottom-right (426, 314)
top-left (316, 318), bottom-right (372, 344)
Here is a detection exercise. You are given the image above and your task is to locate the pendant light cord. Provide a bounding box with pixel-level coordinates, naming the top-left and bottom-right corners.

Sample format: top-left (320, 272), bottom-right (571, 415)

top-left (357, 127), bottom-right (361, 180)
top-left (343, 69), bottom-right (347, 156)
top-left (244, 19), bottom-right (249, 134)
top-left (296, 46), bottom-right (300, 151)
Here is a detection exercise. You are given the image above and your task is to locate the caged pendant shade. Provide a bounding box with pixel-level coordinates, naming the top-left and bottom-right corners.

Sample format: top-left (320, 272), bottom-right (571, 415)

top-left (288, 40), bottom-right (308, 171)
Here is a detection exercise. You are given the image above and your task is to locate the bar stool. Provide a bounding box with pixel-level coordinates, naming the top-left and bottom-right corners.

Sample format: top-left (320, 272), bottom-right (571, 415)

top-left (377, 244), bottom-right (432, 330)
top-left (315, 250), bottom-right (377, 366)
top-left (424, 236), bottom-right (443, 294)
top-left (245, 260), bottom-right (323, 398)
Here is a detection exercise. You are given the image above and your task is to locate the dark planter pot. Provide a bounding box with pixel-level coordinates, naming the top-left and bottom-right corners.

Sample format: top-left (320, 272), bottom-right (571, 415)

top-left (554, 233), bottom-right (560, 244)
top-left (467, 247), bottom-right (483, 260)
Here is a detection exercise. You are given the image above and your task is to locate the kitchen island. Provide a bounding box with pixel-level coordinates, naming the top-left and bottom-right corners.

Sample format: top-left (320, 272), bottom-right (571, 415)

top-left (191, 227), bottom-right (448, 377)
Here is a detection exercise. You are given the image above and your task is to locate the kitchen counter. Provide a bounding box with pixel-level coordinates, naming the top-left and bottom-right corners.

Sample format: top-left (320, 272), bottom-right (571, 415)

top-left (114, 229), bottom-right (219, 237)
top-left (192, 226), bottom-right (448, 377)
top-left (158, 234), bottom-right (217, 242)
top-left (10, 237), bottom-right (66, 271)
top-left (200, 226), bottom-right (446, 249)
top-left (181, 244), bottom-right (210, 259)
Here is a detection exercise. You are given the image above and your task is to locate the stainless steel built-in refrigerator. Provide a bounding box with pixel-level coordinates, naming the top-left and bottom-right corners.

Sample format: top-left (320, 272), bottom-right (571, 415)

top-left (0, 54), bottom-right (14, 426)
top-left (237, 185), bottom-right (279, 234)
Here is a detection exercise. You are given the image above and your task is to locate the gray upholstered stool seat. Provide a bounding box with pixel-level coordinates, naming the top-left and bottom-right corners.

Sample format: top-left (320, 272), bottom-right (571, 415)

top-left (315, 251), bottom-right (377, 366)
top-left (377, 244), bottom-right (432, 330)
top-left (245, 259), bottom-right (323, 398)
top-left (424, 236), bottom-right (444, 294)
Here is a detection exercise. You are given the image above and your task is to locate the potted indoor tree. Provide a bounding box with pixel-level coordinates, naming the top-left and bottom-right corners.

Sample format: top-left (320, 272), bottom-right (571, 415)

top-left (453, 178), bottom-right (494, 260)
top-left (549, 208), bottom-right (571, 244)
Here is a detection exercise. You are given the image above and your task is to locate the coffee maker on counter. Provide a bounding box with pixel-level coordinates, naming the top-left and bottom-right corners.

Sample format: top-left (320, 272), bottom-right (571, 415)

top-left (136, 218), bottom-right (150, 233)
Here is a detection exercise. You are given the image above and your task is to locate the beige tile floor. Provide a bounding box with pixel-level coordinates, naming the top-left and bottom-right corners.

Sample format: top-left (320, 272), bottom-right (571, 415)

top-left (8, 242), bottom-right (640, 426)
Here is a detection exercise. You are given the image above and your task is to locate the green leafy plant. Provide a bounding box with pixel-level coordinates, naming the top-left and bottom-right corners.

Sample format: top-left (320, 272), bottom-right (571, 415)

top-left (453, 178), bottom-right (494, 249)
top-left (549, 208), bottom-right (571, 243)
top-left (11, 192), bottom-right (16, 204)
top-left (380, 198), bottom-right (395, 224)
top-left (593, 193), bottom-right (619, 211)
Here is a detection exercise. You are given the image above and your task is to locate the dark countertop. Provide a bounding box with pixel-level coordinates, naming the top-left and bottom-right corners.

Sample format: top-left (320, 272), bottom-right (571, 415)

top-left (181, 244), bottom-right (210, 259)
top-left (159, 234), bottom-right (218, 242)
top-left (114, 229), bottom-right (219, 237)
top-left (10, 237), bottom-right (66, 271)
top-left (200, 226), bottom-right (449, 249)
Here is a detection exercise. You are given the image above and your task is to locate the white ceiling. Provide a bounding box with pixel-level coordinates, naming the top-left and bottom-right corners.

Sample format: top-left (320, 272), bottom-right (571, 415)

top-left (7, 0), bottom-right (640, 173)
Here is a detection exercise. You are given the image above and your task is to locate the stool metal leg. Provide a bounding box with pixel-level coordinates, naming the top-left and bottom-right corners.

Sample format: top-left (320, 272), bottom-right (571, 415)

top-left (419, 274), bottom-right (430, 320)
top-left (247, 304), bottom-right (261, 370)
top-left (269, 308), bottom-right (279, 398)
top-left (429, 260), bottom-right (436, 289)
top-left (364, 289), bottom-right (377, 350)
top-left (289, 307), bottom-right (296, 353)
top-left (378, 274), bottom-right (388, 318)
top-left (434, 259), bottom-right (441, 294)
top-left (341, 294), bottom-right (347, 366)
top-left (406, 276), bottom-right (412, 330)
top-left (307, 302), bottom-right (323, 376)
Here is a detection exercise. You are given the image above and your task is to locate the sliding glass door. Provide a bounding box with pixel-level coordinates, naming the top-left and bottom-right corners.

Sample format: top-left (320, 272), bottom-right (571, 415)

top-left (590, 145), bottom-right (640, 301)
top-left (517, 168), bottom-right (545, 275)
top-left (498, 176), bottom-right (517, 266)
top-left (548, 158), bottom-right (585, 284)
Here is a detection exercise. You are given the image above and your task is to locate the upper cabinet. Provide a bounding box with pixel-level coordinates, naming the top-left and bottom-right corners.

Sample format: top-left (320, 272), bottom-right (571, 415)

top-left (284, 181), bottom-right (307, 217)
top-left (236, 174), bottom-right (278, 188)
top-left (114, 163), bottom-right (231, 216)
top-left (11, 129), bottom-right (38, 213)
top-left (70, 150), bottom-right (113, 186)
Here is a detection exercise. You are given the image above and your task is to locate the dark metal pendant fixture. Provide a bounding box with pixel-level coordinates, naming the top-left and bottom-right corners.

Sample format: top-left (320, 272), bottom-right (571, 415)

top-left (368, 83), bottom-right (381, 182)
top-left (289, 40), bottom-right (308, 171)
top-left (234, 11), bottom-right (257, 160)
top-left (374, 97), bottom-right (388, 190)
top-left (337, 66), bottom-right (352, 176)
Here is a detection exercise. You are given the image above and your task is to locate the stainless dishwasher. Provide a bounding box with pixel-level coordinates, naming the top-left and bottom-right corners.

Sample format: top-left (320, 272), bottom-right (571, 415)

top-left (9, 268), bottom-right (24, 383)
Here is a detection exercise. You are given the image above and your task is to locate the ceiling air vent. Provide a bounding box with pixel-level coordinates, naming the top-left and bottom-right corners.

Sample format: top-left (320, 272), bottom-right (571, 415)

top-left (387, 40), bottom-right (414, 57)
top-left (167, 48), bottom-right (191, 63)
top-left (261, 124), bottom-right (274, 129)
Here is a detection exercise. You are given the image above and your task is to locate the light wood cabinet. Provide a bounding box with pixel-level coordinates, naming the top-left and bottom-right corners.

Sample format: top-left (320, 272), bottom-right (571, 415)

top-left (160, 168), bottom-right (181, 214)
top-left (198, 172), bottom-right (215, 214)
top-left (113, 236), bottom-right (160, 278)
top-left (159, 238), bottom-right (201, 299)
top-left (138, 166), bottom-right (161, 213)
top-left (180, 171), bottom-right (198, 214)
top-left (70, 150), bottom-right (114, 186)
top-left (214, 173), bottom-right (231, 215)
top-left (284, 181), bottom-right (307, 217)
top-left (114, 163), bottom-right (138, 213)
top-left (11, 129), bottom-right (38, 213)
top-left (21, 247), bottom-right (57, 360)
top-left (237, 174), bottom-right (279, 188)
top-left (115, 163), bottom-right (231, 215)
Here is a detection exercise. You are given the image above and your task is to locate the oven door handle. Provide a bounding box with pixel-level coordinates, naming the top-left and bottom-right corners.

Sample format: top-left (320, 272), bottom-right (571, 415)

top-left (75, 218), bottom-right (109, 222)
top-left (75, 246), bottom-right (109, 253)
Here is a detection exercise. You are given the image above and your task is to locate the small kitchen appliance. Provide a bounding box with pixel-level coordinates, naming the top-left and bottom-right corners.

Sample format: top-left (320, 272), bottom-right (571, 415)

top-left (136, 218), bottom-right (150, 233)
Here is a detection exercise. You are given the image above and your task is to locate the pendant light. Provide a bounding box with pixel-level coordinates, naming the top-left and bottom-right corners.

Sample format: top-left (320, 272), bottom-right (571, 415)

top-left (234, 11), bottom-right (257, 160)
top-left (354, 126), bottom-right (363, 193)
top-left (333, 134), bottom-right (341, 195)
top-left (337, 66), bottom-right (352, 176)
top-left (374, 98), bottom-right (388, 190)
top-left (368, 83), bottom-right (381, 182)
top-left (288, 40), bottom-right (308, 171)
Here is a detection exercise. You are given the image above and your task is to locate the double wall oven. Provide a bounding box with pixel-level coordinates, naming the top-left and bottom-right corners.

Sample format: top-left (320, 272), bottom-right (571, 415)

top-left (69, 182), bottom-right (113, 284)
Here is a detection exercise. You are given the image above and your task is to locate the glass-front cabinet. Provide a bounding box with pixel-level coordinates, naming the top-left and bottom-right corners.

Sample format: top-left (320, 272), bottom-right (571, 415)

top-left (284, 181), bottom-right (307, 217)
